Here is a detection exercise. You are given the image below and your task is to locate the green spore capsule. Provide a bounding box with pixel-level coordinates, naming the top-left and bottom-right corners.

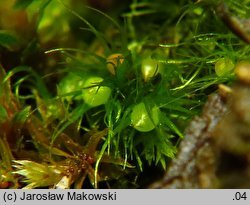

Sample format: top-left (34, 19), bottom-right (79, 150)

top-left (215, 58), bottom-right (234, 76)
top-left (141, 58), bottom-right (160, 82)
top-left (58, 73), bottom-right (86, 101)
top-left (82, 76), bottom-right (111, 107)
top-left (131, 102), bottom-right (160, 132)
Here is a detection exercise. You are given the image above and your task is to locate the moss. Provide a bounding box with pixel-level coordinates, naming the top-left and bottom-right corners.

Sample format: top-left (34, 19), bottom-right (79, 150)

top-left (0, 0), bottom-right (250, 188)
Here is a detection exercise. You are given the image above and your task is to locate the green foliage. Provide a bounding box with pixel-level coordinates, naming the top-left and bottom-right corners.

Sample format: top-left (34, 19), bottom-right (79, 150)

top-left (1, 0), bottom-right (250, 188)
top-left (13, 0), bottom-right (35, 9)
top-left (13, 160), bottom-right (62, 189)
top-left (0, 31), bottom-right (18, 49)
top-left (0, 105), bottom-right (8, 123)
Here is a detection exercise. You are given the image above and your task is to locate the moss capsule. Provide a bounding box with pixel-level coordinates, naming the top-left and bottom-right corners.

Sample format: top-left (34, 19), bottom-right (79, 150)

top-left (215, 58), bottom-right (234, 76)
top-left (58, 73), bottom-right (86, 101)
top-left (106, 53), bottom-right (124, 75)
top-left (82, 76), bottom-right (111, 107)
top-left (131, 102), bottom-right (160, 132)
top-left (141, 58), bottom-right (161, 82)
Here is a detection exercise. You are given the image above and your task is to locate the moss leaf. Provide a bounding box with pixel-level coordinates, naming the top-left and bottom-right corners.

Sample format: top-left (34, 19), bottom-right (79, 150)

top-left (0, 30), bottom-right (18, 49)
top-left (13, 0), bottom-right (35, 9)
